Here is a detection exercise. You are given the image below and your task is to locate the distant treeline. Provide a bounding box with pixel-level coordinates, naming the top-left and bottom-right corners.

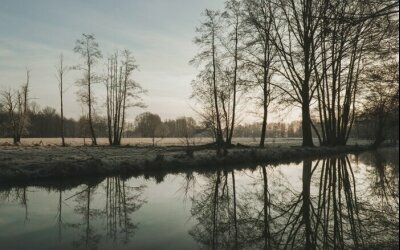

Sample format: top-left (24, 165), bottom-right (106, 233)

top-left (1, 105), bottom-right (397, 141)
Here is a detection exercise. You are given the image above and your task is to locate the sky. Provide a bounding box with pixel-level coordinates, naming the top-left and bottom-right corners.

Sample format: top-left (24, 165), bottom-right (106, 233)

top-left (0, 0), bottom-right (228, 121)
top-left (0, 0), bottom-right (299, 123)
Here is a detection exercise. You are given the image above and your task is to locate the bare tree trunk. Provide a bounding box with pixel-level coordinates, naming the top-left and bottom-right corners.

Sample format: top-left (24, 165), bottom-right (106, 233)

top-left (12, 69), bottom-right (30, 144)
top-left (302, 5), bottom-right (315, 148)
top-left (87, 62), bottom-right (97, 145)
top-left (60, 80), bottom-right (65, 146)
top-left (212, 28), bottom-right (224, 155)
top-left (74, 34), bottom-right (102, 146)
top-left (227, 15), bottom-right (239, 146)
top-left (57, 54), bottom-right (67, 147)
top-left (302, 95), bottom-right (314, 147)
top-left (260, 99), bottom-right (268, 147)
top-left (23, 69), bottom-right (29, 115)
top-left (260, 44), bottom-right (270, 148)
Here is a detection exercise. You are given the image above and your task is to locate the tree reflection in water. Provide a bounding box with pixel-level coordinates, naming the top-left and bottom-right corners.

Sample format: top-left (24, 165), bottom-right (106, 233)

top-left (0, 151), bottom-right (397, 249)
top-left (0, 176), bottom-right (146, 250)
top-left (104, 176), bottom-right (146, 244)
top-left (66, 176), bottom-right (146, 250)
top-left (189, 154), bottom-right (399, 249)
top-left (358, 150), bottom-right (399, 248)
top-left (311, 157), bottom-right (363, 249)
top-left (189, 170), bottom-right (241, 250)
top-left (67, 185), bottom-right (102, 250)
top-left (0, 187), bottom-right (29, 222)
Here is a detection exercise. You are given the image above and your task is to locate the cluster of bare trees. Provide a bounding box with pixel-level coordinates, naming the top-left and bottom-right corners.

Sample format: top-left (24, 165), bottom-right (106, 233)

top-left (1, 33), bottom-right (145, 146)
top-left (358, 12), bottom-right (399, 147)
top-left (191, 0), bottom-right (399, 152)
top-left (104, 50), bottom-right (145, 145)
top-left (133, 112), bottom-right (198, 146)
top-left (1, 70), bottom-right (31, 144)
top-left (73, 34), bottom-right (146, 146)
top-left (73, 34), bottom-right (103, 145)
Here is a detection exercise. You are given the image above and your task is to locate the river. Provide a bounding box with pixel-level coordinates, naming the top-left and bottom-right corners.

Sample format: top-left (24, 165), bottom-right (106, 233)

top-left (0, 148), bottom-right (398, 249)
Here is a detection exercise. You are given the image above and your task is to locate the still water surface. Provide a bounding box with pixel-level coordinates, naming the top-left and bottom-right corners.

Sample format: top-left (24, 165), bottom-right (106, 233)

top-left (0, 149), bottom-right (398, 249)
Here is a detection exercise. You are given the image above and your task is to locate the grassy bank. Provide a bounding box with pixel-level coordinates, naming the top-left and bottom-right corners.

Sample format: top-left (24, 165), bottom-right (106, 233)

top-left (0, 143), bottom-right (377, 183)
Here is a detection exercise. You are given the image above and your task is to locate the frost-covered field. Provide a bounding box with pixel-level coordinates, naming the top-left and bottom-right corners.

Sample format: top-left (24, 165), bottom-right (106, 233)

top-left (0, 137), bottom-right (371, 147)
top-left (0, 141), bottom-right (371, 183)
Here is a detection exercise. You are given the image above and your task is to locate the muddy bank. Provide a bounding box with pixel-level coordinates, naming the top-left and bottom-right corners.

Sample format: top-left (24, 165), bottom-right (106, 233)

top-left (0, 144), bottom-right (373, 183)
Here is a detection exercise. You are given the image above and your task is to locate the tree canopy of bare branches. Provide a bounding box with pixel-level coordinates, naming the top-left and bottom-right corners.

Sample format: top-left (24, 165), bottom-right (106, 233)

top-left (105, 50), bottom-right (145, 146)
top-left (74, 33), bottom-right (103, 145)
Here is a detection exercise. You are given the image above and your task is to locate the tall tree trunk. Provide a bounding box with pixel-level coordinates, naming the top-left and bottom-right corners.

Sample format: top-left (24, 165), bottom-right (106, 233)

top-left (302, 102), bottom-right (314, 147)
top-left (260, 46), bottom-right (269, 148)
top-left (258, 10), bottom-right (273, 148)
top-left (302, 88), bottom-right (314, 147)
top-left (228, 17), bottom-right (239, 146)
top-left (302, 0), bottom-right (314, 147)
top-left (260, 101), bottom-right (268, 147)
top-left (212, 29), bottom-right (224, 155)
top-left (87, 65), bottom-right (97, 145)
top-left (106, 59), bottom-right (113, 145)
top-left (60, 71), bottom-right (65, 147)
top-left (260, 52), bottom-right (269, 148)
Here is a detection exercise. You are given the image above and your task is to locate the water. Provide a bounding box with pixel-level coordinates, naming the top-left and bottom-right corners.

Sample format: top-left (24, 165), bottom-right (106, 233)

top-left (0, 148), bottom-right (398, 249)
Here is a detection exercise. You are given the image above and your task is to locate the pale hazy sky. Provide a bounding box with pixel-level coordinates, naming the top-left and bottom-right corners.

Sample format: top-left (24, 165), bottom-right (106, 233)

top-left (0, 0), bottom-right (228, 121)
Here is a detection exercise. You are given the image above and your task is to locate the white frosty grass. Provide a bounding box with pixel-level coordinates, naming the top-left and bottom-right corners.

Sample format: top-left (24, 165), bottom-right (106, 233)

top-left (0, 144), bottom-right (294, 171)
top-left (0, 137), bottom-right (372, 147)
top-left (0, 137), bottom-right (372, 173)
top-left (0, 145), bottom-right (165, 167)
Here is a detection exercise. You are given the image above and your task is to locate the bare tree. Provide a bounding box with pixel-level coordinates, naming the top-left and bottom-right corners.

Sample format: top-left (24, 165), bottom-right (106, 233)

top-left (105, 50), bottom-right (145, 145)
top-left (271, 0), bottom-right (324, 147)
top-left (312, 0), bottom-right (380, 146)
top-left (175, 116), bottom-right (197, 147)
top-left (243, 0), bottom-right (279, 147)
top-left (55, 54), bottom-right (69, 146)
top-left (221, 0), bottom-right (244, 145)
top-left (1, 69), bottom-right (30, 144)
top-left (74, 33), bottom-right (102, 145)
top-left (191, 70), bottom-right (219, 142)
top-left (360, 60), bottom-right (399, 147)
top-left (357, 2), bottom-right (399, 147)
top-left (191, 9), bottom-right (225, 155)
top-left (134, 112), bottom-right (162, 147)
top-left (1, 90), bottom-right (17, 143)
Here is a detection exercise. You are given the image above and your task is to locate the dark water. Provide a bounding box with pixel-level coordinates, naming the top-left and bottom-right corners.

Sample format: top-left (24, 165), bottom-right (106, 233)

top-left (0, 148), bottom-right (398, 250)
